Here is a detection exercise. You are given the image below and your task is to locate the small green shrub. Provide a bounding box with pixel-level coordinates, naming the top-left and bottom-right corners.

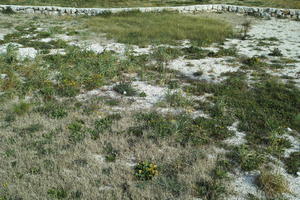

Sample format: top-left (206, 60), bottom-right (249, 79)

top-left (20, 123), bottom-right (43, 135)
top-left (36, 102), bottom-right (68, 119)
top-left (266, 135), bottom-right (292, 156)
top-left (182, 46), bottom-right (209, 59)
top-left (212, 159), bottom-right (231, 179)
top-left (1, 7), bottom-right (15, 15)
top-left (284, 151), bottom-right (300, 175)
top-left (229, 145), bottom-right (265, 171)
top-left (209, 47), bottom-right (237, 57)
top-left (163, 90), bottom-right (193, 108)
top-left (4, 113), bottom-right (16, 123)
top-left (134, 161), bottom-right (158, 180)
top-left (193, 70), bottom-right (204, 77)
top-left (105, 98), bottom-right (120, 106)
top-left (103, 142), bottom-right (118, 162)
top-left (241, 56), bottom-right (267, 70)
top-left (293, 113), bottom-right (300, 130)
top-left (269, 48), bottom-right (283, 56)
top-left (167, 80), bottom-right (179, 89)
top-left (139, 92), bottom-right (147, 97)
top-left (48, 187), bottom-right (68, 199)
top-left (194, 179), bottom-right (226, 200)
top-left (68, 120), bottom-right (85, 143)
top-left (113, 82), bottom-right (137, 96)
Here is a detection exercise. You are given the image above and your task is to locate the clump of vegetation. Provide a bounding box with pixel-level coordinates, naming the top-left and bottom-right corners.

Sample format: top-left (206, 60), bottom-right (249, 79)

top-left (256, 170), bottom-right (290, 198)
top-left (266, 134), bottom-right (291, 156)
top-left (134, 161), bottom-right (158, 180)
top-left (47, 187), bottom-right (68, 199)
top-left (91, 114), bottom-right (121, 139)
top-left (1, 7), bottom-right (15, 15)
top-left (194, 179), bottom-right (226, 200)
top-left (103, 142), bottom-right (118, 162)
top-left (228, 145), bottom-right (265, 171)
top-left (113, 82), bottom-right (137, 96)
top-left (193, 70), bottom-right (204, 77)
top-left (212, 159), bottom-right (231, 180)
top-left (11, 101), bottom-right (31, 116)
top-left (241, 20), bottom-right (252, 40)
top-left (19, 123), bottom-right (44, 136)
top-left (36, 101), bottom-right (68, 119)
top-left (182, 46), bottom-right (210, 59)
top-left (269, 48), bottom-right (283, 56)
top-left (284, 151), bottom-right (300, 175)
top-left (208, 47), bottom-right (237, 57)
top-left (150, 47), bottom-right (182, 73)
top-left (163, 90), bottom-right (193, 108)
top-left (68, 120), bottom-right (86, 143)
top-left (241, 56), bottom-right (267, 69)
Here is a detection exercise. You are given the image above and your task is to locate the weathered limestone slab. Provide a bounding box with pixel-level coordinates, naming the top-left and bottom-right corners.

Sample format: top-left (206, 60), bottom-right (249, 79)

top-left (0, 4), bottom-right (299, 19)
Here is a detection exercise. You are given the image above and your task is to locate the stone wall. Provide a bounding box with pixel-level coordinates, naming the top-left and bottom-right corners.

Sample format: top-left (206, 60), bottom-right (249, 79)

top-left (0, 4), bottom-right (300, 19)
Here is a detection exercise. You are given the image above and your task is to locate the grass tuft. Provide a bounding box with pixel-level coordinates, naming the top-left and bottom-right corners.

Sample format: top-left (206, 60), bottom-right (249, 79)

top-left (257, 170), bottom-right (290, 198)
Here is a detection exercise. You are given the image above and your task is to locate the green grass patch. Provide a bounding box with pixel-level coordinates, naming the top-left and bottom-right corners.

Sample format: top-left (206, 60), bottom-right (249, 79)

top-left (186, 75), bottom-right (300, 159)
top-left (284, 151), bottom-right (300, 176)
top-left (85, 11), bottom-right (233, 46)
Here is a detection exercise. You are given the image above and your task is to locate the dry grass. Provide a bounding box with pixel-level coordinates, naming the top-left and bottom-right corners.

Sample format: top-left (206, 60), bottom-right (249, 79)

top-left (257, 170), bottom-right (290, 198)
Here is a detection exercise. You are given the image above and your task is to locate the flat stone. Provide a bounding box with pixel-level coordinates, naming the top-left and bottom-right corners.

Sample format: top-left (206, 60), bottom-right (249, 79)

top-left (18, 47), bottom-right (37, 60)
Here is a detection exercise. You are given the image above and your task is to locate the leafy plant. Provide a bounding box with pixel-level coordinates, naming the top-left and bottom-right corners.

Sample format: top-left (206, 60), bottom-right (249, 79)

top-left (113, 82), bottom-right (137, 96)
top-left (103, 142), bottom-right (118, 162)
top-left (11, 101), bottom-right (31, 116)
top-left (284, 151), bottom-right (300, 175)
top-left (194, 179), bottom-right (226, 200)
top-left (36, 102), bottom-right (68, 119)
top-left (269, 48), bottom-right (283, 56)
top-left (163, 90), bottom-right (193, 108)
top-left (68, 120), bottom-right (86, 143)
top-left (48, 187), bottom-right (68, 199)
top-left (134, 161), bottom-right (158, 180)
top-left (229, 145), bottom-right (265, 171)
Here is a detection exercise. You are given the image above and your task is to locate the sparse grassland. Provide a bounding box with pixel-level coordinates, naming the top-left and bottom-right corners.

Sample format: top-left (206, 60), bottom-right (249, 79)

top-left (0, 9), bottom-right (300, 200)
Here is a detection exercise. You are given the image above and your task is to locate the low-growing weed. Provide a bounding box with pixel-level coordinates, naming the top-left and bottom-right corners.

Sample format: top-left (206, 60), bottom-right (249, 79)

top-left (269, 48), bottom-right (283, 56)
top-left (163, 90), bottom-right (193, 108)
top-left (68, 120), bottom-right (86, 143)
top-left (228, 145), bottom-right (265, 171)
top-left (113, 82), bottom-right (137, 96)
top-left (134, 161), bottom-right (158, 180)
top-left (11, 101), bottom-right (31, 115)
top-left (48, 187), bottom-right (68, 199)
top-left (103, 142), bottom-right (118, 162)
top-left (194, 179), bottom-right (226, 200)
top-left (36, 101), bottom-right (68, 119)
top-left (284, 151), bottom-right (300, 175)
